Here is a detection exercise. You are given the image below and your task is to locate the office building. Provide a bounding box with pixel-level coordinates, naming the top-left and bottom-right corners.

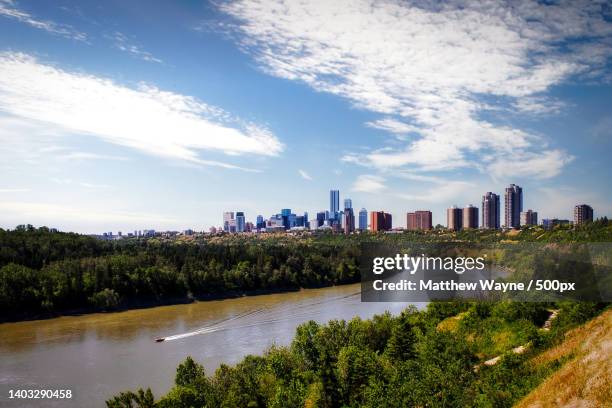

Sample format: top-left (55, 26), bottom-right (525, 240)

top-left (358, 208), bottom-right (368, 231)
top-left (344, 198), bottom-right (352, 210)
top-left (520, 210), bottom-right (538, 226)
top-left (223, 212), bottom-right (234, 232)
top-left (447, 206), bottom-right (463, 231)
top-left (574, 204), bottom-right (593, 225)
top-left (330, 190), bottom-right (340, 217)
top-left (463, 205), bottom-right (479, 229)
top-left (316, 212), bottom-right (326, 228)
top-left (406, 210), bottom-right (432, 230)
top-left (504, 184), bottom-right (523, 228)
top-left (236, 211), bottom-right (245, 233)
top-left (370, 211), bottom-right (392, 232)
top-left (343, 207), bottom-right (355, 234)
top-left (256, 215), bottom-right (265, 231)
top-left (482, 192), bottom-right (500, 229)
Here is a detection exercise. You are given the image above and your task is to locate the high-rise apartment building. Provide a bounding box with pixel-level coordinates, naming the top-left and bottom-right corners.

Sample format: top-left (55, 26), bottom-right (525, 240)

top-left (447, 206), bottom-right (463, 231)
top-left (330, 190), bottom-right (340, 217)
top-left (520, 210), bottom-right (538, 226)
top-left (358, 208), bottom-right (368, 230)
top-left (406, 211), bottom-right (432, 230)
top-left (370, 211), bottom-right (392, 232)
top-left (504, 184), bottom-right (523, 228)
top-left (482, 192), bottom-right (500, 229)
top-left (463, 205), bottom-right (479, 229)
top-left (574, 204), bottom-right (593, 225)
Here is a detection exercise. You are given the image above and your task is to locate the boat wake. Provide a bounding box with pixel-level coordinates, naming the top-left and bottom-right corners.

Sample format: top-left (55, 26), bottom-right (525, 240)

top-left (157, 291), bottom-right (360, 342)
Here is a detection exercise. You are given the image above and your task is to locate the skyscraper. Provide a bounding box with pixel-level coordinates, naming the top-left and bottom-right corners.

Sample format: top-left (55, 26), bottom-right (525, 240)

top-left (482, 192), bottom-right (500, 229)
top-left (504, 184), bottom-right (523, 229)
top-left (520, 210), bottom-right (538, 226)
top-left (447, 206), bottom-right (463, 231)
top-left (574, 204), bottom-right (593, 225)
top-left (330, 189), bottom-right (340, 217)
top-left (370, 211), bottom-right (392, 232)
top-left (343, 207), bottom-right (355, 234)
top-left (343, 198), bottom-right (352, 210)
top-left (235, 212), bottom-right (245, 232)
top-left (358, 208), bottom-right (368, 231)
top-left (316, 212), bottom-right (326, 228)
top-left (462, 205), bottom-right (479, 229)
top-left (256, 215), bottom-right (265, 230)
top-left (406, 211), bottom-right (432, 230)
top-left (223, 212), bottom-right (235, 232)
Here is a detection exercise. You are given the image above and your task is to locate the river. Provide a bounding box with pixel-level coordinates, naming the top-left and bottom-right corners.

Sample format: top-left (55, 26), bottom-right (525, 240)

top-left (0, 284), bottom-right (419, 407)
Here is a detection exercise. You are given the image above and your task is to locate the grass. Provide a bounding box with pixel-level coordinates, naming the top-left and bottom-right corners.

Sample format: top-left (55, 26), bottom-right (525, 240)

top-left (515, 309), bottom-right (612, 408)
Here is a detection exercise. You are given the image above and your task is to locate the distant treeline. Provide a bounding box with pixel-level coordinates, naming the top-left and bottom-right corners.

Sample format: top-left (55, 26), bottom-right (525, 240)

top-left (0, 226), bottom-right (359, 320)
top-left (1, 221), bottom-right (610, 320)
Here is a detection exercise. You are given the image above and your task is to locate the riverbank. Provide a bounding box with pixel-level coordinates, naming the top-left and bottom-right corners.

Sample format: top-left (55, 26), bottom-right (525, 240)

top-left (0, 282), bottom-right (356, 323)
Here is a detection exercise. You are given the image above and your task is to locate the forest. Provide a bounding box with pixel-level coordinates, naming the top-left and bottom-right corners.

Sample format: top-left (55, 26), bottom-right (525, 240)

top-left (1, 219), bottom-right (610, 321)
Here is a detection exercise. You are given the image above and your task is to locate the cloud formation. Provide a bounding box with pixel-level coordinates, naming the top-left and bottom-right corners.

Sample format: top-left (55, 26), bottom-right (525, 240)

top-left (298, 169), bottom-right (312, 180)
top-left (0, 52), bottom-right (283, 170)
top-left (0, 0), bottom-right (87, 41)
top-left (219, 0), bottom-right (611, 178)
top-left (351, 174), bottom-right (386, 193)
top-left (110, 31), bottom-right (163, 63)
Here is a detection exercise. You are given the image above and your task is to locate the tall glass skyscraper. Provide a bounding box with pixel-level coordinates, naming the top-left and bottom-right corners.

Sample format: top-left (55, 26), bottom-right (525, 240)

top-left (235, 211), bottom-right (245, 233)
top-left (343, 198), bottom-right (352, 210)
top-left (359, 208), bottom-right (368, 230)
top-left (330, 190), bottom-right (340, 216)
top-left (504, 184), bottom-right (523, 229)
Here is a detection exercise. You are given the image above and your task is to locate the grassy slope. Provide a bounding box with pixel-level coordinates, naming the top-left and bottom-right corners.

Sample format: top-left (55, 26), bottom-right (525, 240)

top-left (515, 309), bottom-right (611, 408)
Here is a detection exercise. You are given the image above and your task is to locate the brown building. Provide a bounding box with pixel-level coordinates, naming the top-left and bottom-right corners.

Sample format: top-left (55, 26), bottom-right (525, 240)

top-left (574, 204), bottom-right (593, 225)
top-left (406, 210), bottom-right (432, 230)
top-left (370, 211), bottom-right (392, 232)
top-left (462, 205), bottom-right (479, 229)
top-left (447, 206), bottom-right (463, 231)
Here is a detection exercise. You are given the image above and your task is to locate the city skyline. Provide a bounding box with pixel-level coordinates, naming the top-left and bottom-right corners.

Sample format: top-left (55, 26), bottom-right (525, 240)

top-left (0, 1), bottom-right (611, 233)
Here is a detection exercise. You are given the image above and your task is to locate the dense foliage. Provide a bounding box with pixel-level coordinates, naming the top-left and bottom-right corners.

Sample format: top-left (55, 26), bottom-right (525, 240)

top-left (1, 221), bottom-right (610, 320)
top-left (106, 301), bottom-right (607, 408)
top-left (0, 226), bottom-right (360, 320)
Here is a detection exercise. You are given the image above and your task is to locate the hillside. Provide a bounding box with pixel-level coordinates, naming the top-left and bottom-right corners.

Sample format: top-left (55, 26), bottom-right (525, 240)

top-left (515, 309), bottom-right (611, 408)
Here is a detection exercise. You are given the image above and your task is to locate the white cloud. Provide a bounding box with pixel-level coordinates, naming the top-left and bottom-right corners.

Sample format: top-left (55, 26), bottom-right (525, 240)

top-left (487, 150), bottom-right (574, 180)
top-left (109, 31), bottom-right (163, 64)
top-left (0, 52), bottom-right (283, 171)
top-left (365, 118), bottom-right (417, 135)
top-left (351, 174), bottom-right (386, 193)
top-left (219, 0), bottom-right (611, 178)
top-left (0, 0), bottom-right (87, 41)
top-left (55, 151), bottom-right (128, 161)
top-left (298, 169), bottom-right (312, 180)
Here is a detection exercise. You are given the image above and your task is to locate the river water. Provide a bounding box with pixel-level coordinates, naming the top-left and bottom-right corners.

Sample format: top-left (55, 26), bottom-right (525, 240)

top-left (0, 284), bottom-right (418, 407)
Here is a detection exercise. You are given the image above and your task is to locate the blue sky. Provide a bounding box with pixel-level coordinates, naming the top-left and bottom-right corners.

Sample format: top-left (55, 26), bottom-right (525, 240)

top-left (0, 0), bottom-right (611, 233)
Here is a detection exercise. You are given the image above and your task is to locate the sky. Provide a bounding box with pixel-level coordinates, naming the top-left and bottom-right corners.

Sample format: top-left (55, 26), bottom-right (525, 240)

top-left (0, 0), bottom-right (611, 233)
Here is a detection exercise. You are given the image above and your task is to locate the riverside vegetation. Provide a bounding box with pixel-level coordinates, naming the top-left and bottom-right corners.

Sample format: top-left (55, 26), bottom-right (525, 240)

top-left (105, 301), bottom-right (609, 407)
top-left (0, 221), bottom-right (610, 406)
top-left (0, 219), bottom-right (612, 408)
top-left (1, 219), bottom-right (609, 321)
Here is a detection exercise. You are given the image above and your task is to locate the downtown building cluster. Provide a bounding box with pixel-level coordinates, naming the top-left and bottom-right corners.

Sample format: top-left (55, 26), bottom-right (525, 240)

top-left (218, 184), bottom-right (595, 235)
top-left (97, 186), bottom-right (596, 240)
